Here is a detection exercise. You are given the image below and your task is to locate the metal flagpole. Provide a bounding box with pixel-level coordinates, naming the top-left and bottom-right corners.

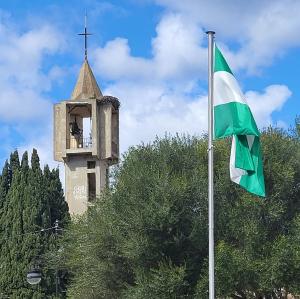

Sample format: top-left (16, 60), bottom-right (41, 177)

top-left (206, 30), bottom-right (215, 299)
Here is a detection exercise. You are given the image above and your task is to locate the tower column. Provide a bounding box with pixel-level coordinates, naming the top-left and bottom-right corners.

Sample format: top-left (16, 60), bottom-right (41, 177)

top-left (54, 58), bottom-right (120, 215)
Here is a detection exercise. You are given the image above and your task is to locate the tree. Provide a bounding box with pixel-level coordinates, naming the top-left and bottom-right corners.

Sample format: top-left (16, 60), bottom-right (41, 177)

top-left (196, 127), bottom-right (300, 298)
top-left (0, 149), bottom-right (69, 298)
top-left (295, 115), bottom-right (300, 138)
top-left (63, 126), bottom-right (300, 298)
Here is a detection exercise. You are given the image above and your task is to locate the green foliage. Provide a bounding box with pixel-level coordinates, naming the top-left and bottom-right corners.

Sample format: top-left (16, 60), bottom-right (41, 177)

top-left (63, 126), bottom-right (300, 298)
top-left (196, 127), bottom-right (300, 298)
top-left (124, 261), bottom-right (188, 299)
top-left (0, 149), bottom-right (69, 298)
top-left (295, 115), bottom-right (300, 137)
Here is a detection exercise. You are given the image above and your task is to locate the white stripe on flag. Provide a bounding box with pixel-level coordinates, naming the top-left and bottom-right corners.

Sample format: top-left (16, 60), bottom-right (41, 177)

top-left (214, 71), bottom-right (247, 106)
top-left (229, 135), bottom-right (256, 184)
top-left (229, 135), bottom-right (246, 183)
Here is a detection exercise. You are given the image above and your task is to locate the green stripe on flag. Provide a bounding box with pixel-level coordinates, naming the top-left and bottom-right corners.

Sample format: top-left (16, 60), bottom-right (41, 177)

top-left (235, 135), bottom-right (255, 172)
top-left (214, 46), bottom-right (233, 74)
top-left (239, 136), bottom-right (265, 197)
top-left (214, 102), bottom-right (260, 139)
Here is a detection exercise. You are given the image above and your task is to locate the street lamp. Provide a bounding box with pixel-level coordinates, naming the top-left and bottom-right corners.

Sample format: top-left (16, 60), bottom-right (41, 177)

top-left (26, 268), bottom-right (42, 285)
top-left (26, 219), bottom-right (62, 294)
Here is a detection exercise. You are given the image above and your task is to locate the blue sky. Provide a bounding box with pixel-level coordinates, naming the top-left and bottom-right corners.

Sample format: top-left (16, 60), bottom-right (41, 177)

top-left (0, 0), bottom-right (299, 169)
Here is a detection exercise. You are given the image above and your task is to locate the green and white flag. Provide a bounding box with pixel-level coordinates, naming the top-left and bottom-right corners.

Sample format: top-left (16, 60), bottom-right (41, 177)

top-left (213, 45), bottom-right (265, 197)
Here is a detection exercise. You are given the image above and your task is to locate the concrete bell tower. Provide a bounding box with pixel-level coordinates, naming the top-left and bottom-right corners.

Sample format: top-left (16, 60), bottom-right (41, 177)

top-left (53, 24), bottom-right (120, 215)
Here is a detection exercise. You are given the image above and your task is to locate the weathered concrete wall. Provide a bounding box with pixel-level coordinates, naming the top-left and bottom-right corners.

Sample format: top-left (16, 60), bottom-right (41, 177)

top-left (54, 97), bottom-right (119, 215)
top-left (53, 103), bottom-right (66, 162)
top-left (99, 103), bottom-right (112, 160)
top-left (54, 58), bottom-right (120, 215)
top-left (112, 108), bottom-right (119, 158)
top-left (65, 156), bottom-right (108, 215)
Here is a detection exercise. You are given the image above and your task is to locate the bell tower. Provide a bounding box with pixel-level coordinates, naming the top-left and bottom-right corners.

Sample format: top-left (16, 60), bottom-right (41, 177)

top-left (53, 23), bottom-right (120, 215)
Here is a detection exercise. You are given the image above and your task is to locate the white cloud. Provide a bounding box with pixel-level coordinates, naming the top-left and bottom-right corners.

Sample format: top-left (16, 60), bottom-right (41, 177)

top-left (153, 0), bottom-right (269, 38)
top-left (152, 13), bottom-right (206, 79)
top-left (0, 89), bottom-right (52, 122)
top-left (246, 85), bottom-right (291, 128)
top-left (93, 38), bottom-right (152, 80)
top-left (105, 81), bottom-right (207, 152)
top-left (0, 20), bottom-right (65, 169)
top-left (103, 81), bottom-right (291, 152)
top-left (92, 0), bottom-right (300, 80)
top-left (92, 13), bottom-right (206, 82)
top-left (91, 5), bottom-right (293, 152)
top-left (0, 25), bottom-right (64, 90)
top-left (0, 24), bottom-right (64, 122)
top-left (153, 0), bottom-right (300, 73)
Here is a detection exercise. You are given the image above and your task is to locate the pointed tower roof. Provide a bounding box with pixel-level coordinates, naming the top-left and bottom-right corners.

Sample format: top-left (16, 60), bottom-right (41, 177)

top-left (71, 59), bottom-right (102, 100)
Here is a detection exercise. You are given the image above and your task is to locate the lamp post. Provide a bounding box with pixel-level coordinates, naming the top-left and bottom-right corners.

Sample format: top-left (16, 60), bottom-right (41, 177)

top-left (26, 219), bottom-right (62, 297)
top-left (54, 219), bottom-right (59, 297)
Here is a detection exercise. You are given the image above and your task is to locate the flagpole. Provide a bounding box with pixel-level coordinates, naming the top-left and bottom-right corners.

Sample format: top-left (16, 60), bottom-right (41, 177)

top-left (206, 30), bottom-right (215, 299)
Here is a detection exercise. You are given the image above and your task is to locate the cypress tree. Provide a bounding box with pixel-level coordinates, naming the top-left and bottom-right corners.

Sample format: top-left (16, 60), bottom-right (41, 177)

top-left (10, 150), bottom-right (20, 173)
top-left (1, 160), bottom-right (10, 197)
top-left (0, 160), bottom-right (11, 295)
top-left (21, 151), bottom-right (29, 171)
top-left (31, 148), bottom-right (40, 171)
top-left (0, 161), bottom-right (10, 233)
top-left (0, 149), bottom-right (69, 298)
top-left (0, 160), bottom-right (11, 235)
top-left (47, 167), bottom-right (69, 226)
top-left (0, 150), bottom-right (26, 296)
top-left (43, 165), bottom-right (70, 296)
top-left (0, 160), bottom-right (10, 242)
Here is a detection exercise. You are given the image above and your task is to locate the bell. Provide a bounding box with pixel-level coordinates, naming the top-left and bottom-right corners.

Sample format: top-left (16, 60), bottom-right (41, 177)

top-left (70, 117), bottom-right (82, 136)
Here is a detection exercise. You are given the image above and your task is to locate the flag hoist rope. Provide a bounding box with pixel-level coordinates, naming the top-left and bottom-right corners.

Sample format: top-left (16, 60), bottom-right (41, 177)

top-left (207, 30), bottom-right (215, 299)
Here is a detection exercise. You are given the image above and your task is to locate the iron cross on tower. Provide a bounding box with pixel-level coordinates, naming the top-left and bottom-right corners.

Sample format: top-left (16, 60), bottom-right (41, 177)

top-left (78, 14), bottom-right (92, 60)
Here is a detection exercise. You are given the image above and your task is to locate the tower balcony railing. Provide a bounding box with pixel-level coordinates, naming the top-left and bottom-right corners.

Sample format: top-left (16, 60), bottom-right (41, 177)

top-left (67, 137), bottom-right (93, 149)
